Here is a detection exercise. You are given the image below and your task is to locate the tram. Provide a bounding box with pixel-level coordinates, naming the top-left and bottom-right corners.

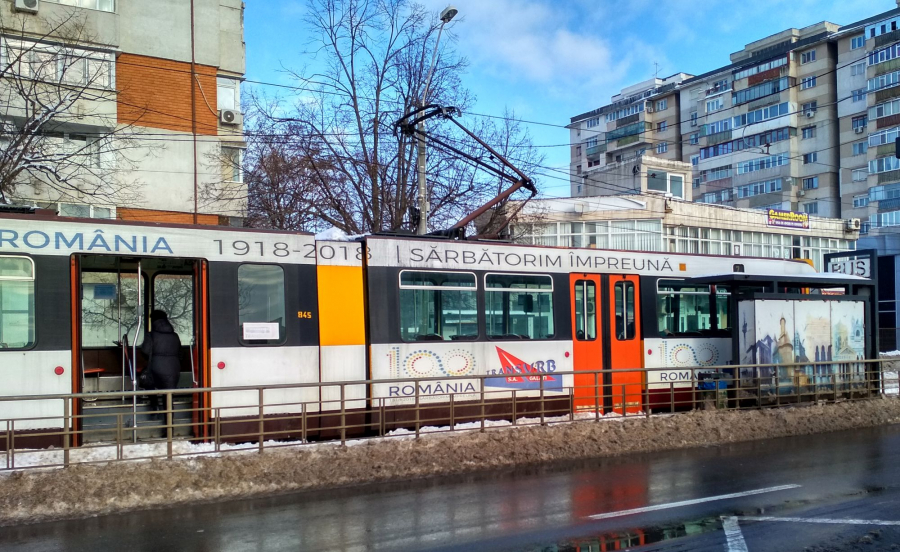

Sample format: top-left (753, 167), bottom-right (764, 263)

top-left (0, 209), bottom-right (860, 446)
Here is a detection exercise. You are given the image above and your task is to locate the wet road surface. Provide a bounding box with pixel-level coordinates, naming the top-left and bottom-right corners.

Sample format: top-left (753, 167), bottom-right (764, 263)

top-left (3, 423), bottom-right (900, 551)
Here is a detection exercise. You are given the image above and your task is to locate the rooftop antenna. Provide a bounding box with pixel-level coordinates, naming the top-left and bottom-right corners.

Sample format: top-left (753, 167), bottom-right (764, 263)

top-left (654, 62), bottom-right (661, 79)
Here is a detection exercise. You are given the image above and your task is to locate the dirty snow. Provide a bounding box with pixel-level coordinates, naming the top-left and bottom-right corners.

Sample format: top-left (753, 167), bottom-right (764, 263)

top-left (3, 399), bottom-right (900, 527)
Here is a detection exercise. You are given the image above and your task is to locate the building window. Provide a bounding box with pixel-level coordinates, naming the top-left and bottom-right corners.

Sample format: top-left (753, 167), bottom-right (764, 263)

top-left (801, 50), bottom-right (816, 64)
top-left (733, 56), bottom-right (788, 80)
top-left (575, 146), bottom-right (582, 157)
top-left (851, 62), bottom-right (866, 77)
top-left (217, 77), bottom-right (240, 111)
top-left (868, 126), bottom-right (900, 146)
top-left (690, 112), bottom-right (698, 126)
top-left (223, 147), bottom-right (243, 182)
top-left (2, 38), bottom-right (116, 89)
top-left (732, 77), bottom-right (790, 106)
top-left (485, 274), bottom-right (554, 340)
top-left (851, 35), bottom-right (865, 50)
top-left (802, 202), bottom-right (819, 215)
top-left (656, 142), bottom-right (668, 154)
top-left (656, 99), bottom-right (667, 111)
top-left (399, 271), bottom-right (477, 342)
top-left (706, 98), bottom-right (724, 112)
top-left (738, 178), bottom-right (782, 198)
top-left (868, 70), bottom-right (900, 92)
top-left (658, 120), bottom-right (668, 132)
top-left (853, 195), bottom-right (870, 208)
top-left (690, 133), bottom-right (699, 145)
top-left (852, 88), bottom-right (867, 102)
top-left (853, 141), bottom-right (868, 156)
top-left (737, 154), bottom-right (788, 175)
top-left (803, 152), bottom-right (818, 165)
top-left (693, 177), bottom-right (701, 188)
top-left (576, 184), bottom-right (582, 194)
top-left (0, 256), bottom-right (35, 350)
top-left (800, 76), bottom-right (817, 90)
top-left (803, 176), bottom-right (819, 190)
top-left (853, 168), bottom-right (868, 181)
top-left (691, 155), bottom-right (699, 166)
top-left (852, 115), bottom-right (868, 131)
top-left (869, 156), bottom-right (900, 174)
top-left (237, 264), bottom-right (286, 346)
top-left (802, 126), bottom-right (816, 139)
top-left (732, 102), bottom-right (789, 129)
top-left (647, 170), bottom-right (683, 197)
top-left (43, 0), bottom-right (115, 12)
top-left (802, 101), bottom-right (818, 114)
top-left (586, 117), bottom-right (600, 128)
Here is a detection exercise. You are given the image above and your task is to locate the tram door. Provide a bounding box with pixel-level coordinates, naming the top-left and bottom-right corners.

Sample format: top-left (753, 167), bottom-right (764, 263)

top-left (570, 274), bottom-right (643, 414)
top-left (74, 255), bottom-right (208, 442)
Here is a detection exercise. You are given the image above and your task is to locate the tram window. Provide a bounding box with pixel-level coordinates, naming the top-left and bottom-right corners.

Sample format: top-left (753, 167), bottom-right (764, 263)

top-left (153, 274), bottom-right (194, 344)
top-left (657, 280), bottom-right (730, 337)
top-left (614, 281), bottom-right (635, 340)
top-left (82, 271), bottom-right (145, 347)
top-left (485, 273), bottom-right (554, 340)
top-left (238, 264), bottom-right (286, 346)
top-left (574, 280), bottom-right (597, 341)
top-left (0, 256), bottom-right (35, 349)
top-left (399, 271), bottom-right (477, 341)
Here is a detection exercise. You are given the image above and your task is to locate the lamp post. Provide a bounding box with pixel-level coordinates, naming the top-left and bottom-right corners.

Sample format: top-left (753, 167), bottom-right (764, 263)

top-left (416, 5), bottom-right (458, 235)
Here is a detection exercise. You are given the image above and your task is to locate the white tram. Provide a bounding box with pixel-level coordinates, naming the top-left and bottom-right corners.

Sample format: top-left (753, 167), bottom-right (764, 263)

top-left (0, 210), bottom-right (871, 446)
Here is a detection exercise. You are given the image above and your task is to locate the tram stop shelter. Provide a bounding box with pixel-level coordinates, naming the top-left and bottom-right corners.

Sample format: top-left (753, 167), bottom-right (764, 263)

top-left (686, 272), bottom-right (877, 393)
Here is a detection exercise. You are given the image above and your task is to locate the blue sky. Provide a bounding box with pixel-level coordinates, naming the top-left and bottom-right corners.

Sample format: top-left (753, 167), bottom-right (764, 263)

top-left (245, 0), bottom-right (891, 197)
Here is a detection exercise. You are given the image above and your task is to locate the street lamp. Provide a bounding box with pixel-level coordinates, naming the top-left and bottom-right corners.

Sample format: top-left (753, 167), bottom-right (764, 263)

top-left (416, 5), bottom-right (458, 235)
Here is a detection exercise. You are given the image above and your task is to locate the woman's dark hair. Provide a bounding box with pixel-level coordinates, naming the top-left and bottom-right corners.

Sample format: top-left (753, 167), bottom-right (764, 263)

top-left (150, 310), bottom-right (168, 322)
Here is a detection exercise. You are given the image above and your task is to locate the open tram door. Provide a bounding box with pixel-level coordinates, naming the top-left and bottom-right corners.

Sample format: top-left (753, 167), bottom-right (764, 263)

top-left (570, 274), bottom-right (643, 414)
top-left (71, 254), bottom-right (209, 444)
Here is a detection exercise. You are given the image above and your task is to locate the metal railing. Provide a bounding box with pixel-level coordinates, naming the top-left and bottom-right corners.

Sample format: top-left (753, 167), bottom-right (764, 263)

top-left (1, 359), bottom-right (895, 472)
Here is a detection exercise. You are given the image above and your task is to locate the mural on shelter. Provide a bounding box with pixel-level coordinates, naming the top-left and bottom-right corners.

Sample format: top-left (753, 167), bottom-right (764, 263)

top-left (831, 301), bottom-right (866, 382)
top-left (794, 302), bottom-right (831, 386)
top-left (738, 299), bottom-right (866, 390)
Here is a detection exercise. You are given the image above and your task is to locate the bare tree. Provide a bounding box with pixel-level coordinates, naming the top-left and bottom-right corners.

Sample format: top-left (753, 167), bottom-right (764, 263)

top-left (240, 0), bottom-right (543, 235)
top-left (0, 10), bottom-right (147, 206)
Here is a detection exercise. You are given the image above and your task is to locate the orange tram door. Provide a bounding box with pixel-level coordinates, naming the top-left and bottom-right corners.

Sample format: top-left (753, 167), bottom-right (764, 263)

top-left (570, 274), bottom-right (643, 414)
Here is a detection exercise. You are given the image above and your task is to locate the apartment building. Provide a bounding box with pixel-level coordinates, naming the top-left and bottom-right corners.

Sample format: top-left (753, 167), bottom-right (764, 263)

top-left (568, 74), bottom-right (690, 198)
top-left (684, 23), bottom-right (841, 218)
top-left (835, 8), bottom-right (900, 236)
top-left (0, 0), bottom-right (246, 225)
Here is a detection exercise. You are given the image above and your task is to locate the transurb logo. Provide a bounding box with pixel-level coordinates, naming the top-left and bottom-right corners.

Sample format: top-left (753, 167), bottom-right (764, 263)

top-left (486, 346), bottom-right (561, 391)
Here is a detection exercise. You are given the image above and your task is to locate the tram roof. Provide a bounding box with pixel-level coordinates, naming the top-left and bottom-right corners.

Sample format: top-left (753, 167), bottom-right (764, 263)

top-left (686, 272), bottom-right (871, 288)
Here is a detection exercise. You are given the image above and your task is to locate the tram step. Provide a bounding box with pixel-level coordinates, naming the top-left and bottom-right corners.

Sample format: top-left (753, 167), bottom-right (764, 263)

top-left (81, 400), bottom-right (194, 443)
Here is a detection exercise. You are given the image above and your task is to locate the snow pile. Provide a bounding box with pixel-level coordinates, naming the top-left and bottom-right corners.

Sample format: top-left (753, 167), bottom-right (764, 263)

top-left (314, 227), bottom-right (358, 241)
top-left (0, 412), bottom-right (620, 471)
top-left (881, 352), bottom-right (900, 396)
top-left (2, 398), bottom-right (900, 527)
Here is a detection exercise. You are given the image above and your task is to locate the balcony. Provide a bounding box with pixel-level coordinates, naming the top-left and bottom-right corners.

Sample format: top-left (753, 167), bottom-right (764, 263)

top-left (875, 28), bottom-right (900, 48)
top-left (615, 113), bottom-right (640, 128)
top-left (879, 197), bottom-right (900, 211)
top-left (586, 144), bottom-right (606, 157)
top-left (617, 135), bottom-right (640, 147)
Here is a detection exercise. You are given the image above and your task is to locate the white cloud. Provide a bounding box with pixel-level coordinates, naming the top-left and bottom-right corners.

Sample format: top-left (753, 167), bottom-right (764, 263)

top-left (436, 0), bottom-right (630, 96)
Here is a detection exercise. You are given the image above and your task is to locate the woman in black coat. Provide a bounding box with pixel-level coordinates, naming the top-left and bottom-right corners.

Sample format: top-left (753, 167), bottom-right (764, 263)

top-left (141, 310), bottom-right (182, 411)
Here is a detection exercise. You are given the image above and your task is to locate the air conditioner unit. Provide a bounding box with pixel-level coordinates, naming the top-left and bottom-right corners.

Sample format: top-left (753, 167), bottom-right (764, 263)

top-left (798, 189), bottom-right (806, 197)
top-left (219, 109), bottom-right (243, 126)
top-left (14, 0), bottom-right (39, 13)
top-left (854, 127), bottom-right (865, 134)
top-left (846, 218), bottom-right (861, 231)
top-left (645, 106), bottom-right (653, 113)
top-left (805, 111), bottom-right (815, 118)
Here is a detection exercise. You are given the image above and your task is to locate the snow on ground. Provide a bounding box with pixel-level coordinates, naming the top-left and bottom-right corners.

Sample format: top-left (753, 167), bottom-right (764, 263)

top-left (3, 399), bottom-right (900, 527)
top-left (0, 411), bottom-right (622, 472)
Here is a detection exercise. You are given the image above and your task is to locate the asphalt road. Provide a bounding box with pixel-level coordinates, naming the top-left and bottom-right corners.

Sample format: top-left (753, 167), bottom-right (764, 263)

top-left (3, 423), bottom-right (900, 551)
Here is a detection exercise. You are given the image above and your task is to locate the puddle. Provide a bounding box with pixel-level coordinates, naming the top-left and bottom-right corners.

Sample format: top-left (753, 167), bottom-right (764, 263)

top-left (509, 516), bottom-right (722, 551)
